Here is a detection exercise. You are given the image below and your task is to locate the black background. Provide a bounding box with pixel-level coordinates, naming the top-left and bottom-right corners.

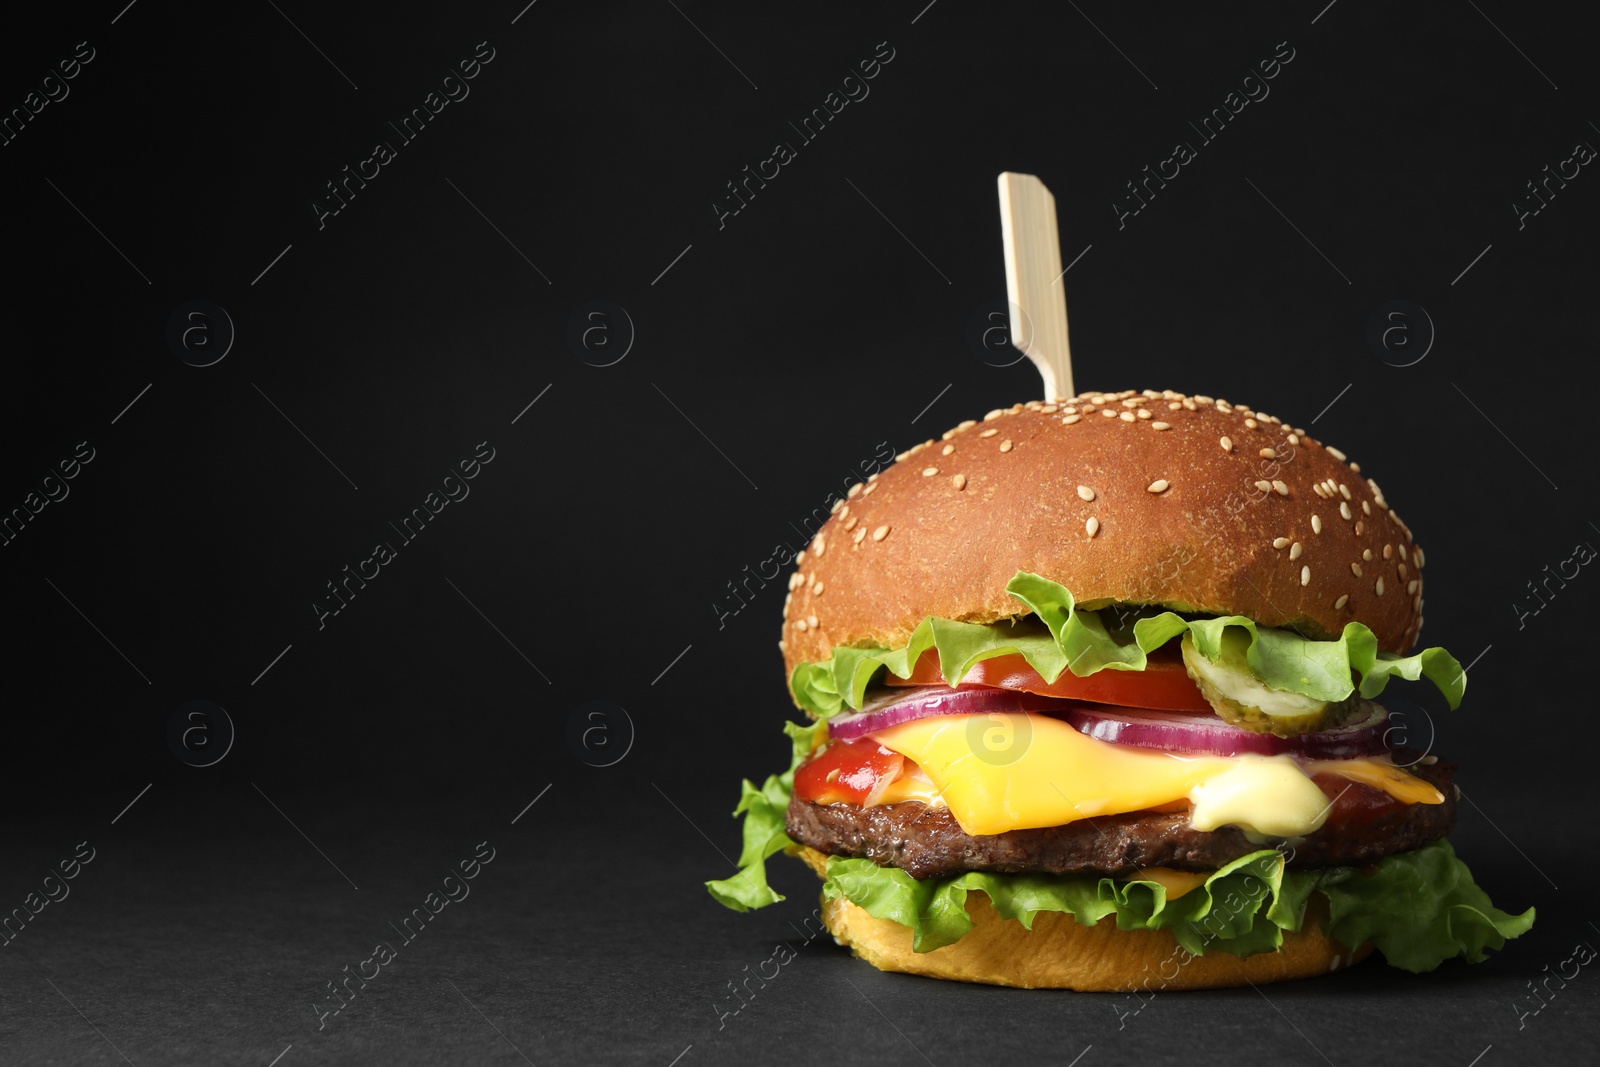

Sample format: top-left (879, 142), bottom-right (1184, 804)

top-left (2, 1), bottom-right (1598, 1063)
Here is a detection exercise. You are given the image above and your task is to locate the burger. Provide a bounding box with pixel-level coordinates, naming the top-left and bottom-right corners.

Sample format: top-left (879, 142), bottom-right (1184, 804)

top-left (707, 389), bottom-right (1533, 990)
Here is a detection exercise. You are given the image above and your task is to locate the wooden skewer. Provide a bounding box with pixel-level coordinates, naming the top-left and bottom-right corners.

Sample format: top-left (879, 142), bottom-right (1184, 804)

top-left (997, 172), bottom-right (1074, 401)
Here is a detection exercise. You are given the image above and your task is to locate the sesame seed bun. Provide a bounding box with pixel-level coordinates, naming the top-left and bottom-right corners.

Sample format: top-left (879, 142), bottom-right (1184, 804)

top-left (796, 846), bottom-right (1371, 990)
top-left (781, 390), bottom-right (1424, 688)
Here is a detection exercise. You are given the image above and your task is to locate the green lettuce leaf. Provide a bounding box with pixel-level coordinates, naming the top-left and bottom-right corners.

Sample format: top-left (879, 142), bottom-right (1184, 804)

top-left (1316, 839), bottom-right (1536, 972)
top-left (789, 571), bottom-right (1465, 714)
top-left (704, 719), bottom-right (825, 911)
top-left (1133, 612), bottom-right (1465, 708)
top-left (824, 849), bottom-right (1294, 954)
top-left (820, 839), bottom-right (1531, 970)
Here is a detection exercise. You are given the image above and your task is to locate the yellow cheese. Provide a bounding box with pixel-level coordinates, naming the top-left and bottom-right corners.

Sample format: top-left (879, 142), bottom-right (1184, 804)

top-left (1309, 756), bottom-right (1445, 805)
top-left (870, 713), bottom-right (1443, 838)
top-left (870, 713), bottom-right (1233, 836)
top-left (1188, 754), bottom-right (1332, 836)
top-left (874, 765), bottom-right (946, 807)
top-left (1131, 867), bottom-right (1209, 900)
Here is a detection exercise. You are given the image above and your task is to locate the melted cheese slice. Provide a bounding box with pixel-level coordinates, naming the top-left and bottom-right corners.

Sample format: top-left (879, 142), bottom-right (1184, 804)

top-left (871, 712), bottom-right (1440, 838)
top-left (871, 713), bottom-right (1234, 836)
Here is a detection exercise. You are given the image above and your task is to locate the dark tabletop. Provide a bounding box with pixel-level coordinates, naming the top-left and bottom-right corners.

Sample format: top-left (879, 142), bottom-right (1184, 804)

top-left (3, 1), bottom-right (1599, 1063)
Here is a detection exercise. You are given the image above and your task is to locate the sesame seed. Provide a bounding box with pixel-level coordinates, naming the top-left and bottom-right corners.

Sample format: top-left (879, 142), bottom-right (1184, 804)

top-left (1355, 521), bottom-right (1364, 535)
top-left (862, 482), bottom-right (878, 496)
top-left (1301, 565), bottom-right (1311, 586)
top-left (794, 551), bottom-right (807, 565)
top-left (1351, 563), bottom-right (1363, 577)
top-left (1287, 434), bottom-right (1299, 446)
top-left (1273, 481), bottom-right (1289, 496)
top-left (830, 497), bottom-right (846, 514)
top-left (1122, 398), bottom-right (1139, 408)
top-left (922, 466), bottom-right (939, 477)
top-left (812, 538), bottom-right (826, 557)
top-left (1362, 549), bottom-right (1372, 561)
top-left (1062, 414), bottom-right (1082, 425)
top-left (1398, 562), bottom-right (1408, 578)
top-left (1152, 421), bottom-right (1170, 431)
top-left (1408, 579), bottom-right (1419, 594)
top-left (847, 483), bottom-right (863, 498)
top-left (795, 619), bottom-right (808, 632)
top-left (1195, 395), bottom-right (1214, 405)
top-left (1326, 446), bottom-right (1347, 461)
top-left (1361, 500), bottom-right (1371, 515)
top-left (1334, 594), bottom-right (1349, 609)
top-left (1071, 485), bottom-right (1095, 503)
top-left (1041, 404), bottom-right (1059, 414)
top-left (788, 573), bottom-right (804, 590)
top-left (1082, 405), bottom-right (1096, 414)
top-left (957, 420), bottom-right (977, 430)
top-left (843, 516), bottom-right (858, 531)
top-left (1311, 515), bottom-right (1322, 534)
top-left (1420, 754), bottom-right (1438, 765)
top-left (1182, 398), bottom-right (1197, 410)
top-left (1063, 407), bottom-right (1077, 415)
top-left (1259, 448), bottom-right (1277, 459)
top-left (1350, 462), bottom-right (1361, 473)
top-left (1119, 411), bottom-right (1135, 422)
top-left (1383, 544), bottom-right (1393, 559)
top-left (1086, 517), bottom-right (1100, 538)
top-left (852, 527), bottom-right (867, 544)
top-left (984, 409), bottom-right (1004, 421)
top-left (872, 524), bottom-right (890, 541)
top-left (942, 444), bottom-right (955, 456)
top-left (1339, 501), bottom-right (1353, 520)
top-left (1414, 547), bottom-right (1425, 568)
top-left (1148, 479), bottom-right (1170, 493)
top-left (1338, 483), bottom-right (1352, 500)
top-left (1137, 409), bottom-right (1152, 419)
top-left (1273, 537), bottom-right (1290, 549)
top-left (952, 474), bottom-right (967, 491)
top-left (999, 439), bottom-right (1014, 453)
top-left (980, 428), bottom-right (999, 438)
top-left (1102, 409), bottom-right (1119, 418)
top-left (1245, 418), bottom-right (1259, 429)
top-left (1374, 577), bottom-right (1385, 596)
top-left (1220, 436), bottom-right (1233, 452)
top-left (812, 581), bottom-right (825, 596)
top-left (1290, 541), bottom-right (1303, 560)
top-left (1255, 480), bottom-right (1273, 492)
top-left (1169, 401), bottom-right (1183, 410)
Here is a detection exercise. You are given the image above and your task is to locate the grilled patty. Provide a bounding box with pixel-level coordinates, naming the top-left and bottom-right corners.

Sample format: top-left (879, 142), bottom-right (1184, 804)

top-left (786, 757), bottom-right (1456, 880)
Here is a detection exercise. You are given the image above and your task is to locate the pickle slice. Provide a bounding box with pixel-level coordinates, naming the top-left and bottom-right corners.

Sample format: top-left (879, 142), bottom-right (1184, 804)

top-left (1180, 631), bottom-right (1356, 736)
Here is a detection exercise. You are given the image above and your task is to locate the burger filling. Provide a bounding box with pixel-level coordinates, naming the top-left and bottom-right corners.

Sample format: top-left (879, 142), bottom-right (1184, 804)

top-left (708, 572), bottom-right (1534, 971)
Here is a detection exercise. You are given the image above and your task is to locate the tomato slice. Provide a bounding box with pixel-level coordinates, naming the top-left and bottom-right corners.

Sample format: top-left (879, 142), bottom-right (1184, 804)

top-left (793, 738), bottom-right (905, 806)
top-left (885, 648), bottom-right (1212, 714)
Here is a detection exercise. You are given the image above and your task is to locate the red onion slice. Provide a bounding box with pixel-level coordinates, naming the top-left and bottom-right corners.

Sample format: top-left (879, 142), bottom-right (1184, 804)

top-left (830, 685), bottom-right (1390, 760)
top-left (1059, 702), bottom-right (1390, 760)
top-left (827, 686), bottom-right (1067, 741)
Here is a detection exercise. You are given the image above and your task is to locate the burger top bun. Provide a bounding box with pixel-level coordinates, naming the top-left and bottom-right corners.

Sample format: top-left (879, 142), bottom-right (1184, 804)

top-left (781, 389), bottom-right (1425, 684)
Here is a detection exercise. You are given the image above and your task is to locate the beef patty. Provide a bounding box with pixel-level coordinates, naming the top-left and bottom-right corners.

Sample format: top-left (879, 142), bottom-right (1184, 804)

top-left (786, 757), bottom-right (1456, 880)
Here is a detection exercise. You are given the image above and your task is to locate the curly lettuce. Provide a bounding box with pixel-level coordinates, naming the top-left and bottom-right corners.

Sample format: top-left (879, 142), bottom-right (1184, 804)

top-left (790, 571), bottom-right (1465, 717)
top-left (819, 840), bottom-right (1533, 970)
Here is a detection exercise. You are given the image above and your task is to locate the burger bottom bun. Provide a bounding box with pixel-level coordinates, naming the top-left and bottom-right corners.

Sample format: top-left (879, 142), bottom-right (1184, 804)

top-left (797, 847), bottom-right (1373, 991)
